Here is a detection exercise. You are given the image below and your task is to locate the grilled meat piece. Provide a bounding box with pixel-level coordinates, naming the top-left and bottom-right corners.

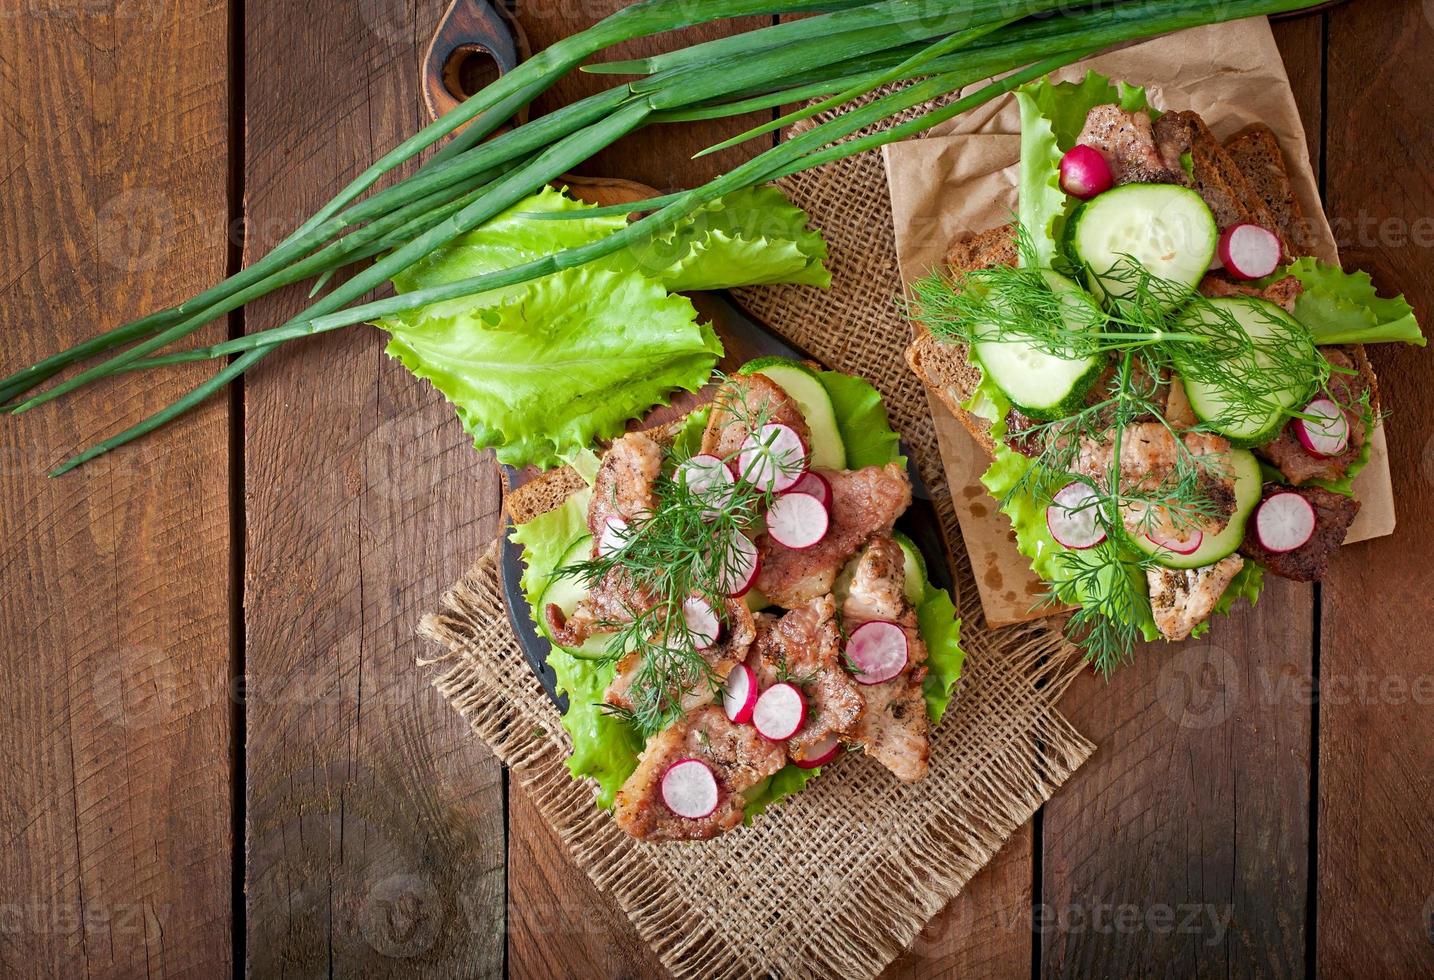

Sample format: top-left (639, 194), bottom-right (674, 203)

top-left (1200, 273), bottom-right (1303, 313)
top-left (546, 432), bottom-right (666, 647)
top-left (751, 595), bottom-right (864, 761)
top-left (1147, 555), bottom-right (1246, 641)
top-left (756, 464), bottom-right (912, 607)
top-left (1072, 423), bottom-right (1238, 538)
top-left (1240, 484), bottom-right (1359, 582)
top-left (613, 705), bottom-right (785, 841)
top-left (840, 537), bottom-right (931, 782)
top-left (604, 597), bottom-right (757, 716)
top-left (701, 373), bottom-right (812, 463)
top-left (1256, 347), bottom-right (1374, 486)
top-left (1076, 104), bottom-right (1184, 185)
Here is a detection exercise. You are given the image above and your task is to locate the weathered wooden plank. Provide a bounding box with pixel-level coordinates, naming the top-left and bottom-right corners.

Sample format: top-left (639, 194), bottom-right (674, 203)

top-left (0, 0), bottom-right (232, 975)
top-left (241, 2), bottom-right (505, 975)
top-left (1318, 1), bottom-right (1434, 974)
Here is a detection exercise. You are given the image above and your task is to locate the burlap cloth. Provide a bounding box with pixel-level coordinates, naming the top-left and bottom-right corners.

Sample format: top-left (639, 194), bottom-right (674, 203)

top-left (418, 82), bottom-right (1095, 980)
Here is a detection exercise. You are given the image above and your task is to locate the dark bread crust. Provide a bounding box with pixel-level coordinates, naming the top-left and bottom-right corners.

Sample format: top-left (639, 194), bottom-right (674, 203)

top-left (1223, 123), bottom-right (1313, 257)
top-left (1152, 110), bottom-right (1282, 238)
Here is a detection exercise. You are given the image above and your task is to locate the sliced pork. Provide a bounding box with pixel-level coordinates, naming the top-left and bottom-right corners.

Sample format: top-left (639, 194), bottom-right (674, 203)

top-left (1076, 104), bottom-right (1183, 185)
top-left (604, 596), bottom-right (757, 717)
top-left (1147, 555), bottom-right (1246, 641)
top-left (701, 373), bottom-right (812, 462)
top-left (1256, 347), bottom-right (1374, 486)
top-left (756, 464), bottom-right (912, 607)
top-left (1239, 484), bottom-right (1359, 582)
top-left (613, 706), bottom-right (786, 841)
top-left (840, 537), bottom-right (931, 783)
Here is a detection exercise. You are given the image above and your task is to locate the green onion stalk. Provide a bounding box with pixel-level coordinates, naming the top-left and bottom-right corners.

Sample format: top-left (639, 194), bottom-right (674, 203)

top-left (2, 0), bottom-right (1328, 475)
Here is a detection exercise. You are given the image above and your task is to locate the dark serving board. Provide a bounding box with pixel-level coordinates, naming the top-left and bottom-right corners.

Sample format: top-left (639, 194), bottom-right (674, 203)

top-left (497, 291), bottom-right (954, 709)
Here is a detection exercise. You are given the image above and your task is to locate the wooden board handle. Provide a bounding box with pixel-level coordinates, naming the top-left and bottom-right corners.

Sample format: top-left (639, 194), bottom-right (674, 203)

top-left (421, 0), bottom-right (527, 128)
top-left (421, 0), bottom-right (661, 207)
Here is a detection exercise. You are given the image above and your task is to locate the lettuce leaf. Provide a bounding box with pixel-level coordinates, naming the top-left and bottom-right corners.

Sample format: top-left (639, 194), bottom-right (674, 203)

top-left (980, 444), bottom-right (1160, 642)
top-left (509, 489), bottom-right (643, 808)
top-left (1277, 257), bottom-right (1425, 347)
top-left (380, 185), bottom-right (831, 470)
top-left (383, 264), bottom-right (721, 469)
top-left (817, 369), bottom-right (905, 469)
top-left (918, 578), bottom-right (963, 725)
top-left (1017, 71), bottom-right (1151, 266)
top-left (615, 185), bottom-right (830, 292)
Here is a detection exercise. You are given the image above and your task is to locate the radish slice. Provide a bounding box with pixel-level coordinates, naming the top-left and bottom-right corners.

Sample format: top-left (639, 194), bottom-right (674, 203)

top-left (1294, 398), bottom-right (1349, 457)
top-left (597, 517), bottom-right (631, 557)
top-left (675, 453), bottom-right (737, 515)
top-left (1218, 223), bottom-right (1282, 280)
top-left (661, 758), bottom-right (719, 819)
top-left (784, 470), bottom-right (832, 509)
top-left (722, 663), bottom-right (757, 724)
top-left (681, 596), bottom-right (720, 650)
top-left (1059, 144), bottom-right (1114, 200)
top-left (793, 733), bottom-right (842, 769)
top-left (752, 682), bottom-right (806, 741)
top-left (1145, 526), bottom-right (1204, 556)
top-left (1046, 482), bottom-right (1106, 550)
top-left (765, 491), bottom-right (829, 550)
top-left (717, 530), bottom-right (760, 597)
top-left (844, 621), bottom-right (909, 686)
top-left (738, 423), bottom-right (807, 492)
top-left (1255, 492), bottom-right (1316, 553)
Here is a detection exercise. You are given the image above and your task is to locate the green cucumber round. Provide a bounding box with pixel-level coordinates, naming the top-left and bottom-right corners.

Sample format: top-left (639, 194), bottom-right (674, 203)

top-left (971, 270), bottom-right (1105, 421)
top-left (1173, 297), bottom-right (1317, 447)
top-left (738, 356), bottom-right (847, 470)
top-left (536, 534), bottom-right (612, 660)
top-left (1066, 184), bottom-right (1217, 313)
top-left (1129, 448), bottom-right (1262, 569)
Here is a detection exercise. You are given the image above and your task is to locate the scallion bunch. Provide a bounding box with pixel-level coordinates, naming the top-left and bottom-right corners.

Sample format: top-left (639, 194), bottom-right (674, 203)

top-left (1, 0), bottom-right (1324, 474)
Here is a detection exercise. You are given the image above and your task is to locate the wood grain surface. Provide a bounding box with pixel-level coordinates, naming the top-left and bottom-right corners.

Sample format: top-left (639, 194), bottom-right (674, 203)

top-left (0, 2), bottom-right (233, 976)
top-left (0, 1), bottom-right (1431, 977)
top-left (241, 2), bottom-right (505, 976)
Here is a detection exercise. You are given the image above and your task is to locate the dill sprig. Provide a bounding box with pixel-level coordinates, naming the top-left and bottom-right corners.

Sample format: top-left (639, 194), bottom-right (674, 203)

top-left (558, 374), bottom-right (801, 737)
top-left (907, 221), bottom-right (1335, 671)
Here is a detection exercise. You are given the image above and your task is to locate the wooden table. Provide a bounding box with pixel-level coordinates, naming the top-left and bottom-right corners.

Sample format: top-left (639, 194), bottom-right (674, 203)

top-left (2, 1), bottom-right (1431, 976)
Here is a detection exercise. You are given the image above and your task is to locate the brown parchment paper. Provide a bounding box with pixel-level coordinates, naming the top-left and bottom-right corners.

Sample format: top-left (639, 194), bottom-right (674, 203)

top-left (882, 17), bottom-right (1396, 627)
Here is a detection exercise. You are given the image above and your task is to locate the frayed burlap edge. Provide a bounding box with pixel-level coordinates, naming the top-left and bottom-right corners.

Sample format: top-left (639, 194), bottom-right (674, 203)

top-left (420, 545), bottom-right (1093, 980)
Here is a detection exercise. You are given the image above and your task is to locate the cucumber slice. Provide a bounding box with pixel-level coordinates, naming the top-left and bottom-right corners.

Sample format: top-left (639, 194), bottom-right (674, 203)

top-left (1130, 448), bottom-right (1262, 569)
top-left (891, 531), bottom-right (929, 607)
top-left (536, 534), bottom-right (612, 660)
top-left (739, 357), bottom-right (846, 470)
top-left (1066, 184), bottom-right (1217, 312)
top-left (1173, 297), bottom-right (1317, 446)
top-left (971, 271), bottom-right (1106, 420)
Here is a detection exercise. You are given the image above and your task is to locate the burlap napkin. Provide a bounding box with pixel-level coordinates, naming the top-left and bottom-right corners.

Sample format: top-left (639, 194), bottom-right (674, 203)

top-left (417, 41), bottom-right (1102, 980)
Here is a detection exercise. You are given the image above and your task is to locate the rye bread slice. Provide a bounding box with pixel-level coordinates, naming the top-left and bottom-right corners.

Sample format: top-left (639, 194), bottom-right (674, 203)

top-left (1152, 110), bottom-right (1281, 236)
top-left (1223, 123), bottom-right (1312, 257)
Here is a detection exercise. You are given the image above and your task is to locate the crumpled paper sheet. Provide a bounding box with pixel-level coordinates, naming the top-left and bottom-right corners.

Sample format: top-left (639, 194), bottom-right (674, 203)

top-left (882, 16), bottom-right (1394, 626)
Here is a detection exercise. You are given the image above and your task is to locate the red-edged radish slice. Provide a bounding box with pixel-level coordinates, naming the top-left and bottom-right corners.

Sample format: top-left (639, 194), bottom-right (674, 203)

top-left (661, 758), bottom-right (719, 819)
top-left (845, 621), bottom-right (909, 685)
top-left (784, 470), bottom-right (832, 509)
top-left (717, 530), bottom-right (760, 597)
top-left (1059, 144), bottom-right (1113, 200)
top-left (1218, 223), bottom-right (1282, 280)
top-left (765, 491), bottom-right (829, 550)
top-left (675, 453), bottom-right (737, 515)
top-left (1293, 398), bottom-right (1350, 457)
top-left (1046, 482), bottom-right (1106, 550)
top-left (1145, 526), bottom-right (1204, 556)
top-left (1255, 492), bottom-right (1316, 553)
top-left (597, 517), bottom-right (630, 557)
top-left (681, 596), bottom-right (720, 650)
top-left (792, 733), bottom-right (842, 769)
top-left (722, 663), bottom-right (757, 724)
top-left (752, 682), bottom-right (806, 741)
top-left (738, 423), bottom-right (807, 492)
